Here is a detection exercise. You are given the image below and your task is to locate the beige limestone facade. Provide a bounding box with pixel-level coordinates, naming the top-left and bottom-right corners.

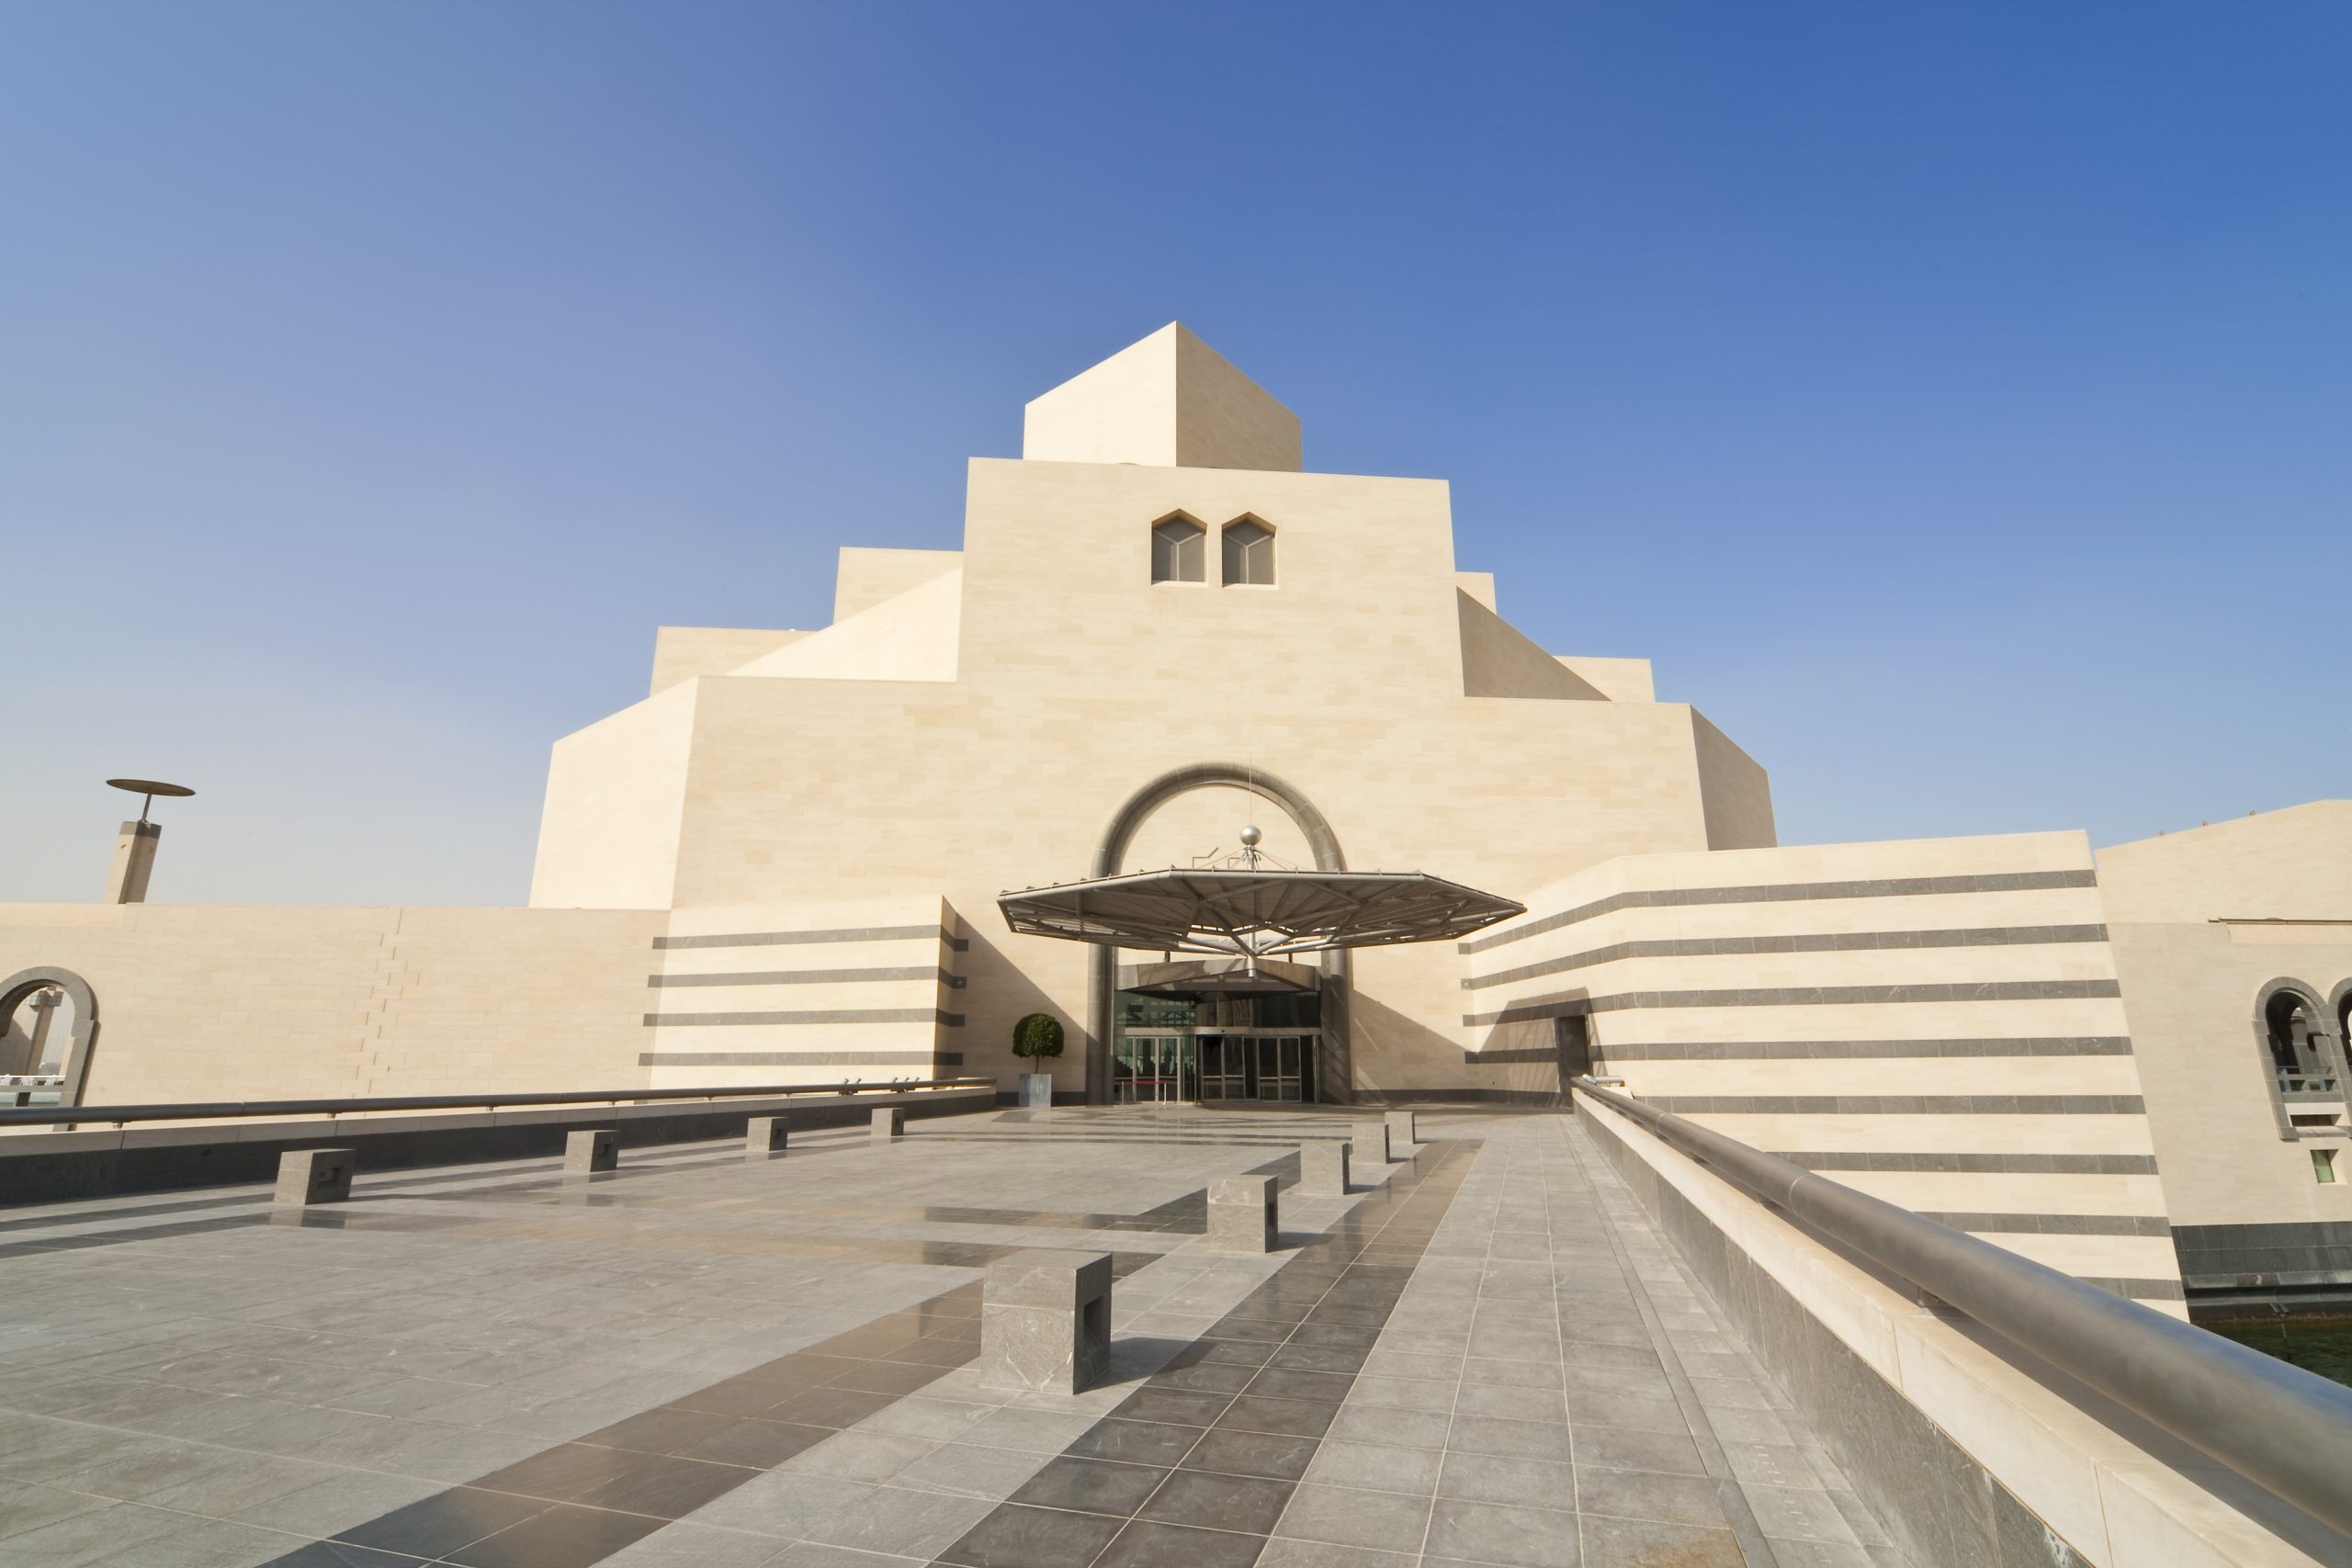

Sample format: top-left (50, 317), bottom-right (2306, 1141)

top-left (2095, 803), bottom-right (2352, 1310)
top-left (1, 323), bottom-right (2343, 1314)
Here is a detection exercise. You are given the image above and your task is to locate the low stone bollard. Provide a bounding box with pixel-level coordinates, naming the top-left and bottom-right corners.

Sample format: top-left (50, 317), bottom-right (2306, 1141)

top-left (1352, 1119), bottom-right (1391, 1167)
top-left (1297, 1141), bottom-right (1351, 1198)
top-left (565, 1128), bottom-right (618, 1174)
top-left (275, 1147), bottom-right (356, 1206)
top-left (871, 1106), bottom-right (905, 1140)
top-left (747, 1116), bottom-right (789, 1154)
top-left (1385, 1110), bottom-right (1419, 1154)
top-left (1207, 1174), bottom-right (1279, 1253)
top-left (979, 1249), bottom-right (1113, 1394)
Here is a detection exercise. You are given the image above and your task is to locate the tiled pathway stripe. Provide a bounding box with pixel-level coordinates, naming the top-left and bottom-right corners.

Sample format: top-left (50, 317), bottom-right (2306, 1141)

top-left (928, 1140), bottom-right (1476, 1568)
top-left (238, 1151), bottom-right (1305, 1565)
top-left (253, 1276), bottom-right (1091, 1566)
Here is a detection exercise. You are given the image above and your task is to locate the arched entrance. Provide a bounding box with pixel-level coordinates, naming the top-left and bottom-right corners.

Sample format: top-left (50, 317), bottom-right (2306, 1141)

top-left (0, 967), bottom-right (99, 1107)
top-left (1085, 763), bottom-right (1351, 1105)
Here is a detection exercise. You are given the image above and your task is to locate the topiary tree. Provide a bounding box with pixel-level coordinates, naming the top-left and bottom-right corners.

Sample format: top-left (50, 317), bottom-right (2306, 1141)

top-left (1012, 1011), bottom-right (1065, 1062)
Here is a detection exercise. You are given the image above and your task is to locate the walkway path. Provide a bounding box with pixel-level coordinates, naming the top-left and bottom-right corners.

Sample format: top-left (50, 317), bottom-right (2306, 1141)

top-left (0, 1108), bottom-right (1904, 1567)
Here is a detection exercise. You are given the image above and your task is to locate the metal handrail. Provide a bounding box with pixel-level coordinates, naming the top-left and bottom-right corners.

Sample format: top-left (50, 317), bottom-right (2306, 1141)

top-left (0, 1077), bottom-right (996, 1129)
top-left (1574, 1076), bottom-right (2352, 1539)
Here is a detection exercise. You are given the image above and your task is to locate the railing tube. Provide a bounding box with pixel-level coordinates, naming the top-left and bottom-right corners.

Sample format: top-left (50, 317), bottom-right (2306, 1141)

top-left (0, 1077), bottom-right (995, 1128)
top-left (1575, 1076), bottom-right (2352, 1539)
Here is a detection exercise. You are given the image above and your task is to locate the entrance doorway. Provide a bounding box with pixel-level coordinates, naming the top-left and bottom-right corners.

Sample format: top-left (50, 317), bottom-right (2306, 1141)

top-left (1113, 981), bottom-right (1320, 1105)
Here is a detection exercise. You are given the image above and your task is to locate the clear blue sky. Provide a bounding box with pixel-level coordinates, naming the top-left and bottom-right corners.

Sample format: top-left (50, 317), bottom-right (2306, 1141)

top-left (4, 3), bottom-right (2345, 906)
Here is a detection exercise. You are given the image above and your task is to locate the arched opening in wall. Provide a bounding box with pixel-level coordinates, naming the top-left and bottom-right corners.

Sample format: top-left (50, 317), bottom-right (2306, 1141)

top-left (0, 968), bottom-right (97, 1107)
top-left (2265, 988), bottom-right (2334, 1097)
top-left (2257, 979), bottom-right (2349, 1140)
top-left (1085, 762), bottom-right (1349, 1106)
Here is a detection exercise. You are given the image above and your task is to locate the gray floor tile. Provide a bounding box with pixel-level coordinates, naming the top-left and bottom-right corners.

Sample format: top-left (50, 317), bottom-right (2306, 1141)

top-left (798, 1484), bottom-right (995, 1557)
top-left (1434, 1452), bottom-right (1575, 1514)
top-left (1445, 1414), bottom-right (1574, 1463)
top-left (1423, 1496), bottom-right (1581, 1567)
top-left (1274, 1481), bottom-right (1434, 1551)
top-left (1255, 1537), bottom-right (1417, 1567)
top-left (1302, 1438), bottom-right (1442, 1495)
top-left (0, 1501), bottom-right (187, 1568)
top-left (76, 1515), bottom-right (303, 1568)
top-left (1452, 1382), bottom-right (1567, 1424)
top-left (1137, 1468), bottom-right (1291, 1533)
top-left (225, 1470), bottom-right (447, 1538)
top-left (1573, 1466), bottom-right (1730, 1529)
top-left (1323, 1404), bottom-right (1449, 1450)
top-left (0, 1483), bottom-right (109, 1542)
top-left (1577, 1513), bottom-right (1741, 1568)
top-left (1094, 1518), bottom-right (1267, 1568)
top-left (887, 1441), bottom-right (1046, 1500)
top-left (1567, 1426), bottom-right (1703, 1478)
top-left (1344, 1375), bottom-right (1456, 1414)
top-left (597, 1520), bottom-right (796, 1566)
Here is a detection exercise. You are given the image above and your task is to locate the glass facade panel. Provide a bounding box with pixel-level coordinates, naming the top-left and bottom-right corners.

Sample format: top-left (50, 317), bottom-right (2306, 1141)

top-left (1114, 987), bottom-right (1320, 1103)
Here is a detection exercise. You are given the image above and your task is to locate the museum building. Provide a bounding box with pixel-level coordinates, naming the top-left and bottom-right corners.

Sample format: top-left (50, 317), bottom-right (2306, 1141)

top-left (3, 324), bottom-right (2347, 1317)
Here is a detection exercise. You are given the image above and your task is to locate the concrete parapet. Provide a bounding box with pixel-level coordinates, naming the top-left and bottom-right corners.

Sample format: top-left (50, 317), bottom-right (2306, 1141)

top-left (564, 1128), bottom-right (617, 1173)
top-left (1208, 1174), bottom-right (1279, 1253)
top-left (1575, 1092), bottom-right (2352, 1568)
top-left (0, 1084), bottom-right (1001, 1208)
top-left (979, 1248), bottom-right (1113, 1394)
top-left (273, 1147), bottom-right (354, 1205)
top-left (746, 1116), bottom-right (789, 1153)
top-left (1352, 1120), bottom-right (1391, 1167)
top-left (1298, 1141), bottom-right (1351, 1198)
top-left (871, 1106), bottom-right (905, 1140)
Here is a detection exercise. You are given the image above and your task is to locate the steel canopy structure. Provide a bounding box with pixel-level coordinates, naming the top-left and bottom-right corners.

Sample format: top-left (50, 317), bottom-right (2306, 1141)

top-left (997, 865), bottom-right (1525, 961)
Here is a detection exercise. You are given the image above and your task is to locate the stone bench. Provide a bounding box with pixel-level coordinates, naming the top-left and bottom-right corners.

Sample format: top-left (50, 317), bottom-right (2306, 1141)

top-left (747, 1116), bottom-right (789, 1154)
top-left (871, 1107), bottom-right (905, 1140)
top-left (274, 1147), bottom-right (355, 1206)
top-left (565, 1128), bottom-right (617, 1174)
top-left (1385, 1110), bottom-right (1419, 1154)
top-left (1208, 1174), bottom-right (1279, 1253)
top-left (979, 1248), bottom-right (1113, 1394)
top-left (1297, 1141), bottom-right (1351, 1198)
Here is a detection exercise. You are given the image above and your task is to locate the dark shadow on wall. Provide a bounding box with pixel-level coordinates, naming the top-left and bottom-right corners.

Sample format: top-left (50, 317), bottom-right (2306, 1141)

top-left (1347, 988), bottom-right (1546, 1105)
top-left (958, 929), bottom-right (1082, 1102)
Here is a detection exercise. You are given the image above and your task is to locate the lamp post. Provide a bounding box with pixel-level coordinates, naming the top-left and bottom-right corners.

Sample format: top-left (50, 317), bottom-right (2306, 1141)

top-left (100, 778), bottom-right (195, 904)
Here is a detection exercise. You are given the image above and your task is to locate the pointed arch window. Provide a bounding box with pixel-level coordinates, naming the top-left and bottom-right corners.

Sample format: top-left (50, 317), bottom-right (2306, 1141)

top-left (1222, 517), bottom-right (1275, 587)
top-left (1150, 516), bottom-right (1204, 583)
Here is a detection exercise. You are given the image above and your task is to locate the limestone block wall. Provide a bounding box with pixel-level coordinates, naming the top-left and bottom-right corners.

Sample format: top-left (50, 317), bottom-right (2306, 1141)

top-left (2108, 920), bottom-right (2352, 1296)
top-left (640, 897), bottom-right (965, 1088)
top-left (2097, 805), bottom-right (2352, 1302)
top-left (1460, 832), bottom-right (2185, 1310)
top-left (0, 903), bottom-right (662, 1103)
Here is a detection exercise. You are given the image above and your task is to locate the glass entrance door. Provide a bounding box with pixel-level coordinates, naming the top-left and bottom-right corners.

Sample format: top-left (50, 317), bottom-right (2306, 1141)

top-left (1197, 1035), bottom-right (1248, 1101)
top-left (1114, 1034), bottom-right (1194, 1104)
top-left (1255, 1035), bottom-right (1305, 1101)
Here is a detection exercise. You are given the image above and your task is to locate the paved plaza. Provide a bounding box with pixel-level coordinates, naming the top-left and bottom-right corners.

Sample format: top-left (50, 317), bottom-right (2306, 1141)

top-left (0, 1108), bottom-right (1904, 1567)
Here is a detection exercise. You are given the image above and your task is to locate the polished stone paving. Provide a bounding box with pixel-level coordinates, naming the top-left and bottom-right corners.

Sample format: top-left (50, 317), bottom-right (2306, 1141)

top-left (0, 1108), bottom-right (1905, 1566)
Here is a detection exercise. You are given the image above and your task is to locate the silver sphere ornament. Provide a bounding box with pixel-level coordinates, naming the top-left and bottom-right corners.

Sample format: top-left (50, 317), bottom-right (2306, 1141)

top-left (1239, 825), bottom-right (1263, 847)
